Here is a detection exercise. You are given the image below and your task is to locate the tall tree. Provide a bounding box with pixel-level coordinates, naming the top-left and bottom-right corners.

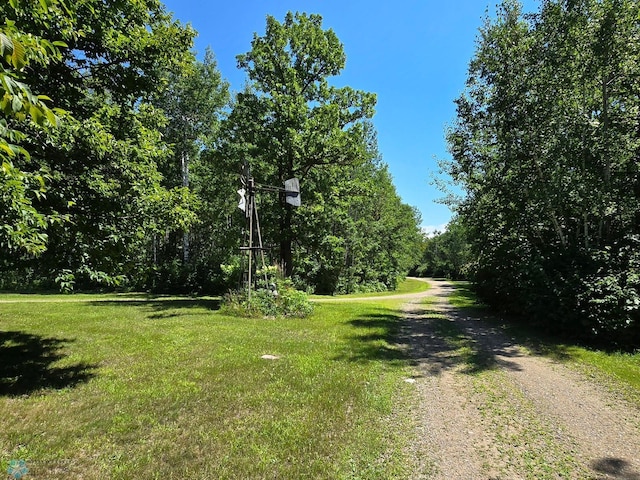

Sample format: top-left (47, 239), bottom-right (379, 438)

top-left (154, 48), bottom-right (229, 190)
top-left (447, 0), bottom-right (640, 346)
top-left (0, 0), bottom-right (199, 290)
top-left (231, 12), bottom-right (377, 277)
top-left (153, 48), bottom-right (229, 264)
top-left (294, 135), bottom-right (422, 294)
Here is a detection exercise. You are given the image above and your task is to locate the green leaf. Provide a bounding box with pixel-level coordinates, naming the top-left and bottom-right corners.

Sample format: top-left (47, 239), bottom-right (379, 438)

top-left (0, 33), bottom-right (13, 58)
top-left (45, 107), bottom-right (57, 126)
top-left (1, 75), bottom-right (15, 95)
top-left (0, 142), bottom-right (16, 157)
top-left (11, 94), bottom-right (23, 112)
top-left (0, 95), bottom-right (9, 113)
top-left (10, 38), bottom-right (25, 70)
top-left (30, 104), bottom-right (45, 125)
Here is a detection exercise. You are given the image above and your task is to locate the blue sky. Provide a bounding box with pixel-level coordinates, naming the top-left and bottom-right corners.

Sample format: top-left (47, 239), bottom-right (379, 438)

top-left (162, 0), bottom-right (539, 233)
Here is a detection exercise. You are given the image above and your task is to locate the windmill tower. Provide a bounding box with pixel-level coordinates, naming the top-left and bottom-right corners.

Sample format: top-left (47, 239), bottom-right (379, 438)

top-left (238, 163), bottom-right (300, 299)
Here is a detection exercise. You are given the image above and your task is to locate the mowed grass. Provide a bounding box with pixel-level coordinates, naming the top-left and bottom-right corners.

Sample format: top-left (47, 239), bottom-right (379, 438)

top-left (0, 294), bottom-right (415, 479)
top-left (449, 281), bottom-right (640, 405)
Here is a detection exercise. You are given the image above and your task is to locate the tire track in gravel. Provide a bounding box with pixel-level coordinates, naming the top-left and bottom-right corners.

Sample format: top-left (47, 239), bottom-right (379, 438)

top-left (400, 278), bottom-right (640, 480)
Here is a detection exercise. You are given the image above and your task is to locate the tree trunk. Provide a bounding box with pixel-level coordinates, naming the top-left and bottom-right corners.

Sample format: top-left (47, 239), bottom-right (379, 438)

top-left (531, 155), bottom-right (567, 248)
top-left (280, 203), bottom-right (293, 277)
top-left (181, 150), bottom-right (190, 263)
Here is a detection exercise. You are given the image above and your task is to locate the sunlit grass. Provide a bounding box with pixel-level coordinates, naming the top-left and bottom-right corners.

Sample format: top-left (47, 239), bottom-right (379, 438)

top-left (535, 343), bottom-right (640, 405)
top-left (0, 292), bottom-right (220, 303)
top-left (448, 281), bottom-right (487, 309)
top-left (391, 278), bottom-right (430, 295)
top-left (0, 294), bottom-right (416, 478)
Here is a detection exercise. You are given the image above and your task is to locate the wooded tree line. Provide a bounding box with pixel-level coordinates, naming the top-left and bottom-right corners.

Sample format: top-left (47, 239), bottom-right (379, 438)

top-left (411, 218), bottom-right (471, 280)
top-left (446, 0), bottom-right (640, 348)
top-left (0, 1), bottom-right (422, 295)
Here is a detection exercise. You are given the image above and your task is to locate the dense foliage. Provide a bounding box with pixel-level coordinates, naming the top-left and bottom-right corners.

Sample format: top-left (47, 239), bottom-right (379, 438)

top-left (447, 0), bottom-right (640, 348)
top-left (220, 12), bottom-right (422, 293)
top-left (0, 0), bottom-right (200, 291)
top-left (0, 5), bottom-right (421, 295)
top-left (0, 0), bottom-right (69, 256)
top-left (411, 218), bottom-right (471, 280)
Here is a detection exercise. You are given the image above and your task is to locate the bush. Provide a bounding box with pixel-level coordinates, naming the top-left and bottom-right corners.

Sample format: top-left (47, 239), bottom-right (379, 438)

top-left (221, 279), bottom-right (314, 318)
top-left (578, 236), bottom-right (640, 349)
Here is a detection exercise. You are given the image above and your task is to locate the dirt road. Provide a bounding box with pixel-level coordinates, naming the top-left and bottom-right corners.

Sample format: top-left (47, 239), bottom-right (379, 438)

top-left (401, 278), bottom-right (640, 480)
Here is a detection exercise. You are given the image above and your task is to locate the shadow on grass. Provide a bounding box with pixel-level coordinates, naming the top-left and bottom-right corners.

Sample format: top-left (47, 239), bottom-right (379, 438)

top-left (444, 283), bottom-right (590, 369)
top-left (448, 282), bottom-right (597, 359)
top-left (334, 311), bottom-right (409, 364)
top-left (333, 305), bottom-right (516, 374)
top-left (0, 331), bottom-right (96, 396)
top-left (402, 307), bottom-right (486, 375)
top-left (88, 298), bottom-right (221, 319)
top-left (448, 282), bottom-right (489, 310)
top-left (504, 328), bottom-right (579, 362)
top-left (453, 298), bottom-right (588, 362)
top-left (331, 290), bottom-right (553, 375)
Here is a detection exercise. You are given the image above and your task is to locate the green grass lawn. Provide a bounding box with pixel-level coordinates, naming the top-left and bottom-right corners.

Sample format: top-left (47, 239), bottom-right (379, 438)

top-left (0, 294), bottom-right (416, 479)
top-left (449, 281), bottom-right (640, 405)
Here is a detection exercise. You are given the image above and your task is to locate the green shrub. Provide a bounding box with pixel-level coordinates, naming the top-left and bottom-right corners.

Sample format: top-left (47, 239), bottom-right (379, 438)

top-left (221, 279), bottom-right (314, 318)
top-left (578, 236), bottom-right (640, 349)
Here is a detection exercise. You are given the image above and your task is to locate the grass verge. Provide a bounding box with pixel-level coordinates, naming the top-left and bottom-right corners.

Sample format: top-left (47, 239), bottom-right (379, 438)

top-left (0, 294), bottom-right (415, 479)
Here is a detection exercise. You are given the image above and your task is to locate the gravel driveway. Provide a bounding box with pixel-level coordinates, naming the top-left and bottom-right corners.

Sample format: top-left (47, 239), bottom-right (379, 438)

top-left (401, 278), bottom-right (640, 480)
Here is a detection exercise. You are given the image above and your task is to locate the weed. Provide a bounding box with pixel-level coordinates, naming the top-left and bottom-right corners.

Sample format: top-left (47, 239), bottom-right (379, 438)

top-left (221, 279), bottom-right (314, 318)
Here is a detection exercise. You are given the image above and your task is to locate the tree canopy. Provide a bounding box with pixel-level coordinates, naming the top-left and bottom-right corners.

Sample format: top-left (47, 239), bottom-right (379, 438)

top-left (0, 7), bottom-right (421, 296)
top-left (231, 12), bottom-right (378, 277)
top-left (0, 0), bottom-right (69, 256)
top-left (217, 12), bottom-right (420, 292)
top-left (446, 0), bottom-right (640, 348)
top-left (0, 0), bottom-right (201, 290)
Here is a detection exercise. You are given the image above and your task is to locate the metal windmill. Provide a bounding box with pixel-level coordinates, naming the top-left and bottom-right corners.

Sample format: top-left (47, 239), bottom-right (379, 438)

top-left (237, 162), bottom-right (300, 299)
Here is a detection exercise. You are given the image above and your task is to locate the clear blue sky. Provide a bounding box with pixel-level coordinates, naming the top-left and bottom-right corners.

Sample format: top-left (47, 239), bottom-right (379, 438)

top-left (162, 0), bottom-right (539, 233)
